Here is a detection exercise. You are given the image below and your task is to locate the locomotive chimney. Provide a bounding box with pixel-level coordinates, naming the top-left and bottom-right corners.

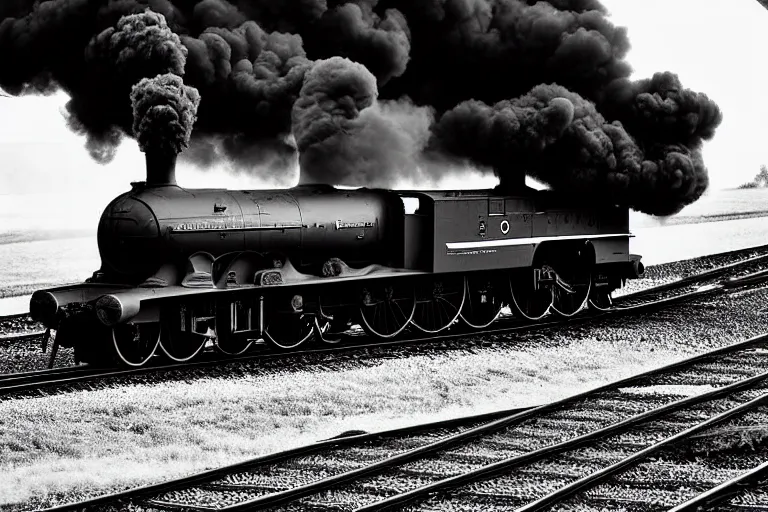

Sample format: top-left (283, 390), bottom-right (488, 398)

top-left (145, 150), bottom-right (177, 187)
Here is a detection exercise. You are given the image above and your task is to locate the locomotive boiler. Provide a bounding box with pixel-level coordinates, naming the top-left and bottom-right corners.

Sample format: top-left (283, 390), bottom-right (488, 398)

top-left (96, 183), bottom-right (405, 282)
top-left (30, 155), bottom-right (644, 367)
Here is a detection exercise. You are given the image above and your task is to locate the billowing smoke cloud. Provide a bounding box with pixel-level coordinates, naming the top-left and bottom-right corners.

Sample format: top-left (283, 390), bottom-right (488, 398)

top-left (131, 73), bottom-right (200, 155)
top-left (599, 72), bottom-right (722, 146)
top-left (0, 1), bottom-right (312, 174)
top-left (431, 94), bottom-right (576, 171)
top-left (432, 83), bottom-right (718, 215)
top-left (178, 19), bottom-right (312, 176)
top-left (292, 56), bottom-right (435, 187)
top-left (0, 0), bottom-right (723, 215)
top-left (78, 10), bottom-right (188, 161)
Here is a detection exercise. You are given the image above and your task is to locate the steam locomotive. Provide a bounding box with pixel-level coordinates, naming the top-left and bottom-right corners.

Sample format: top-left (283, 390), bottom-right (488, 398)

top-left (30, 153), bottom-right (644, 366)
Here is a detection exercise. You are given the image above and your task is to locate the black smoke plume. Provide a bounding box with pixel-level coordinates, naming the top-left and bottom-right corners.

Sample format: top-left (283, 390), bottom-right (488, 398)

top-left (293, 56), bottom-right (435, 187)
top-left (131, 73), bottom-right (200, 155)
top-left (431, 83), bottom-right (718, 215)
top-left (599, 72), bottom-right (721, 145)
top-left (0, 1), bottom-right (312, 173)
top-left (0, 0), bottom-right (723, 215)
top-left (82, 10), bottom-right (188, 161)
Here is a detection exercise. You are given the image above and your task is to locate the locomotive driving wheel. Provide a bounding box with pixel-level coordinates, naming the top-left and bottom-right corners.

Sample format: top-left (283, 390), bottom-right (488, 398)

top-left (509, 268), bottom-right (554, 321)
top-left (359, 283), bottom-right (416, 338)
top-left (313, 300), bottom-right (351, 345)
top-left (214, 301), bottom-right (260, 356)
top-left (550, 267), bottom-right (592, 318)
top-left (264, 312), bottom-right (315, 350)
top-left (159, 304), bottom-right (212, 362)
top-left (411, 276), bottom-right (466, 333)
top-left (550, 246), bottom-right (594, 318)
top-left (314, 312), bottom-right (351, 345)
top-left (111, 322), bottom-right (161, 367)
top-left (160, 328), bottom-right (210, 362)
top-left (461, 274), bottom-right (506, 329)
top-left (215, 333), bottom-right (256, 356)
top-left (589, 287), bottom-right (613, 311)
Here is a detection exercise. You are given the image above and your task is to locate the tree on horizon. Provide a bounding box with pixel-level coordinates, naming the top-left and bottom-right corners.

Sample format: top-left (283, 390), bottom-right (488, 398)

top-left (756, 164), bottom-right (768, 187)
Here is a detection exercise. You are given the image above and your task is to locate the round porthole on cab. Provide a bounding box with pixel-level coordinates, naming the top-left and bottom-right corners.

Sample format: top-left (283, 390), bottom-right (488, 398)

top-left (500, 219), bottom-right (510, 235)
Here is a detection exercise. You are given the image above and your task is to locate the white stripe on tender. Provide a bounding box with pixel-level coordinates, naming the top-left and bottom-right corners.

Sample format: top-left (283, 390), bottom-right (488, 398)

top-left (445, 233), bottom-right (631, 251)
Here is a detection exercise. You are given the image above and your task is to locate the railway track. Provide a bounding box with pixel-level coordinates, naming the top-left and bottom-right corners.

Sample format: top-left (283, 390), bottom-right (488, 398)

top-left (3, 256), bottom-right (768, 397)
top-left (0, 311), bottom-right (45, 342)
top-left (556, 431), bottom-right (768, 512)
top-left (41, 331), bottom-right (768, 511)
top-left (0, 311), bottom-right (32, 323)
top-left (670, 461), bottom-right (768, 512)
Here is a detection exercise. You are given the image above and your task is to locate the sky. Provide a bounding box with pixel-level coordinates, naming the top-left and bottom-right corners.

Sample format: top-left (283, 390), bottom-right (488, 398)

top-left (0, 0), bottom-right (767, 231)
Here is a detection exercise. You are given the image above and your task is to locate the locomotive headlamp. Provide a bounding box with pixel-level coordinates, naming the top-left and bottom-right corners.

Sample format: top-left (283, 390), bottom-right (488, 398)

top-left (291, 294), bottom-right (304, 312)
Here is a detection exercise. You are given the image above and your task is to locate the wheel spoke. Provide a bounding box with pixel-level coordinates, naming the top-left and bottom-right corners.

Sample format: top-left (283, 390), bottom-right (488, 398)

top-left (551, 270), bottom-right (592, 318)
top-left (461, 275), bottom-right (505, 329)
top-left (315, 300), bottom-right (352, 345)
top-left (589, 287), bottom-right (613, 311)
top-left (160, 304), bottom-right (212, 362)
top-left (411, 277), bottom-right (466, 334)
top-left (112, 322), bottom-right (160, 367)
top-left (215, 335), bottom-right (257, 356)
top-left (509, 271), bottom-right (553, 321)
top-left (314, 317), bottom-right (344, 345)
top-left (265, 313), bottom-right (313, 350)
top-left (159, 333), bottom-right (208, 362)
top-left (360, 284), bottom-right (416, 338)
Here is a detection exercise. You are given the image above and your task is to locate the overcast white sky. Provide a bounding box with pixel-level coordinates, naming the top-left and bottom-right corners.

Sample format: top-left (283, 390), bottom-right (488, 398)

top-left (0, 0), bottom-right (766, 230)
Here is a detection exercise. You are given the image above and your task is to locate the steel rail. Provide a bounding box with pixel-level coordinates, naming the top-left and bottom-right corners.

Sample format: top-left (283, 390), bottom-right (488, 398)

top-left (0, 312), bottom-right (31, 322)
top-left (0, 278), bottom-right (742, 395)
top-left (0, 365), bottom-right (97, 385)
top-left (0, 285), bottom-right (607, 391)
top-left (667, 460), bottom-right (768, 512)
top-left (0, 330), bottom-right (46, 342)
